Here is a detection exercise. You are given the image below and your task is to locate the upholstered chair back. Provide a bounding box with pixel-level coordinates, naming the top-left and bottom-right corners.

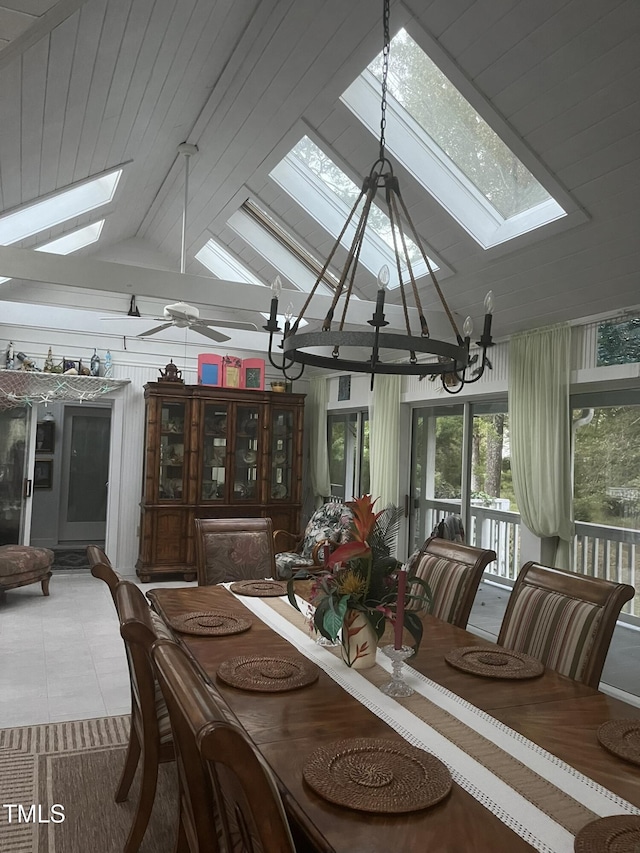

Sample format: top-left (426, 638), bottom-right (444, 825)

top-left (407, 538), bottom-right (496, 629)
top-left (195, 517), bottom-right (277, 585)
top-left (497, 562), bottom-right (635, 689)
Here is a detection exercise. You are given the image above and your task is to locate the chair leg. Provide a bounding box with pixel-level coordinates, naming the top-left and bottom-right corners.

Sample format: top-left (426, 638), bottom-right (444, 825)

top-left (41, 571), bottom-right (52, 596)
top-left (174, 801), bottom-right (189, 853)
top-left (115, 726), bottom-right (141, 803)
top-left (122, 745), bottom-right (159, 853)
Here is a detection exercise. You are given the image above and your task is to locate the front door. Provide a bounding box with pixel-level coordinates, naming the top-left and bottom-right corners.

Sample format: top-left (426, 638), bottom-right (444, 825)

top-left (58, 406), bottom-right (111, 543)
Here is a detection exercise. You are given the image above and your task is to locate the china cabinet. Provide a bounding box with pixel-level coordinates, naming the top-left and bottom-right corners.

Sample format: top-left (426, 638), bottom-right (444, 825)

top-left (136, 383), bottom-right (304, 581)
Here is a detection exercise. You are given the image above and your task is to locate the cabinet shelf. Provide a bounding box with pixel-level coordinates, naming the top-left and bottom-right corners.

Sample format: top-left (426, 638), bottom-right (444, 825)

top-left (138, 383), bottom-right (305, 583)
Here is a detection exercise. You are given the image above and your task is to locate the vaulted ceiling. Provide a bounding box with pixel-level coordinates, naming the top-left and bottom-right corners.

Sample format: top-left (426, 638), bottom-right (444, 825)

top-left (0, 0), bottom-right (639, 356)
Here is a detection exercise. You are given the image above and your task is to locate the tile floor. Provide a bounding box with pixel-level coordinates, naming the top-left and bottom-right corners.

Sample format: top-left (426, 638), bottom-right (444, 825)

top-left (1, 572), bottom-right (638, 728)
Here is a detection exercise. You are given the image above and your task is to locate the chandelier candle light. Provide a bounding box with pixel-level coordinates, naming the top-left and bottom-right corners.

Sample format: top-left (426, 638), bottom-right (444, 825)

top-left (264, 0), bottom-right (495, 391)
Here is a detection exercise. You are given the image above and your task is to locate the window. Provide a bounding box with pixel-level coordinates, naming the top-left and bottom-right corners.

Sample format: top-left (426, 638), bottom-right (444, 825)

top-left (270, 136), bottom-right (445, 288)
top-left (195, 235), bottom-right (308, 328)
top-left (0, 221), bottom-right (105, 285)
top-left (342, 29), bottom-right (568, 248)
top-left (572, 392), bottom-right (640, 617)
top-left (226, 206), bottom-right (334, 295)
top-left (195, 237), bottom-right (264, 286)
top-left (596, 315), bottom-right (640, 367)
top-left (410, 401), bottom-right (520, 576)
top-left (0, 169), bottom-right (121, 245)
top-left (328, 411), bottom-right (369, 500)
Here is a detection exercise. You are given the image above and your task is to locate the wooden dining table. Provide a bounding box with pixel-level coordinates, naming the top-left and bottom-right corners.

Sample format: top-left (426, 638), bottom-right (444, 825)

top-left (147, 584), bottom-right (640, 853)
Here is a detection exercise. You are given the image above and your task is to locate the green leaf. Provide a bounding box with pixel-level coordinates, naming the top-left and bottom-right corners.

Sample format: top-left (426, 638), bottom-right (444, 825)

top-left (322, 594), bottom-right (349, 641)
top-left (403, 610), bottom-right (424, 651)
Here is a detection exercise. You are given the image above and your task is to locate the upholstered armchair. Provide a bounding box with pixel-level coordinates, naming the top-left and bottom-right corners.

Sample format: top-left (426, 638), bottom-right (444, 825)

top-left (273, 502), bottom-right (353, 579)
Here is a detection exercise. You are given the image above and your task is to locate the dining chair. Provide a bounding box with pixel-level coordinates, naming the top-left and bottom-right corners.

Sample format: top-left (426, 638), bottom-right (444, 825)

top-left (406, 538), bottom-right (497, 629)
top-left (152, 638), bottom-right (297, 853)
top-left (273, 501), bottom-right (353, 579)
top-left (115, 580), bottom-right (176, 853)
top-left (87, 544), bottom-right (121, 605)
top-left (497, 561), bottom-right (635, 689)
top-left (194, 517), bottom-right (277, 585)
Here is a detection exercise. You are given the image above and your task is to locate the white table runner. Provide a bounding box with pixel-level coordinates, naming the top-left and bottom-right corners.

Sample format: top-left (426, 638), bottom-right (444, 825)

top-left (227, 587), bottom-right (639, 853)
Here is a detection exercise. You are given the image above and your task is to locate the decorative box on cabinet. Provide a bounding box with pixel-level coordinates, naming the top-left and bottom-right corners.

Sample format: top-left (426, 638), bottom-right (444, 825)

top-left (136, 383), bottom-right (305, 581)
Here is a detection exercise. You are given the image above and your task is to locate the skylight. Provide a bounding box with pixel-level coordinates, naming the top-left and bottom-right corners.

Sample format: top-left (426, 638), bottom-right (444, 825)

top-left (196, 238), bottom-right (264, 286)
top-left (269, 136), bottom-right (444, 289)
top-left (0, 169), bottom-right (121, 245)
top-left (226, 205), bottom-right (334, 296)
top-left (195, 236), bottom-right (307, 327)
top-left (0, 221), bottom-right (105, 285)
top-left (341, 29), bottom-right (567, 248)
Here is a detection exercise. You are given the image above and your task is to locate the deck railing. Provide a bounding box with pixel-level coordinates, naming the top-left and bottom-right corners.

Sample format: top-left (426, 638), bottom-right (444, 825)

top-left (573, 521), bottom-right (639, 617)
top-left (420, 501), bottom-right (640, 620)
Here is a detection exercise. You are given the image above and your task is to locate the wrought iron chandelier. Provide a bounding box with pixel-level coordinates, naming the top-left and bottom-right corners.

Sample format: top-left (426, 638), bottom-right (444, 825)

top-left (264, 0), bottom-right (494, 391)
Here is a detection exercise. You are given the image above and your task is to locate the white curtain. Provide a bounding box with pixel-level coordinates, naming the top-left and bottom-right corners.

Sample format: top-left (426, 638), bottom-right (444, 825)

top-left (369, 374), bottom-right (401, 507)
top-left (509, 324), bottom-right (574, 568)
top-left (308, 376), bottom-right (331, 506)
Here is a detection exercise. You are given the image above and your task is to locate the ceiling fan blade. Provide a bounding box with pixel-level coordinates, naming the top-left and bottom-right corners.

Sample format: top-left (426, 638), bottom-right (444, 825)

top-left (137, 323), bottom-right (174, 337)
top-left (191, 324), bottom-right (231, 343)
top-left (199, 318), bottom-right (259, 332)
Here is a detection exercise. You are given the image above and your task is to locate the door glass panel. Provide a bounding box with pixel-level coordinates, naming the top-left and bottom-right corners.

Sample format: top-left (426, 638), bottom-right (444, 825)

top-left (271, 409), bottom-right (294, 501)
top-left (410, 406), bottom-right (463, 550)
top-left (159, 402), bottom-right (185, 500)
top-left (0, 408), bottom-right (28, 545)
top-left (234, 406), bottom-right (260, 502)
top-left (202, 403), bottom-right (228, 501)
top-left (328, 412), bottom-right (368, 500)
top-left (67, 414), bottom-right (111, 522)
top-left (469, 404), bottom-right (520, 575)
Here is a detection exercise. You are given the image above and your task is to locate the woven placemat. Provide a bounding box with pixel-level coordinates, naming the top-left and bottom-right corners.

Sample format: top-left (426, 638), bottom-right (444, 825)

top-left (169, 611), bottom-right (252, 636)
top-left (574, 814), bottom-right (640, 852)
top-left (303, 737), bottom-right (452, 814)
top-left (445, 646), bottom-right (544, 679)
top-left (217, 655), bottom-right (319, 692)
top-left (597, 720), bottom-right (640, 766)
top-left (229, 579), bottom-right (288, 597)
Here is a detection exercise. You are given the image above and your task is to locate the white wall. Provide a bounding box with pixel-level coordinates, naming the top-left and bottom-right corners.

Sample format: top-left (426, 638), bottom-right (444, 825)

top-left (1, 315), bottom-right (309, 571)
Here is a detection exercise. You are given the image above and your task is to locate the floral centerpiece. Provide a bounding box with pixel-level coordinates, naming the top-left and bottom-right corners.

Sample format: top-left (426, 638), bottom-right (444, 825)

top-left (287, 495), bottom-right (431, 667)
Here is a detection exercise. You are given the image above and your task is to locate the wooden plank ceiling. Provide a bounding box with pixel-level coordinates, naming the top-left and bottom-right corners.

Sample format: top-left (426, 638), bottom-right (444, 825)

top-left (0, 0), bottom-right (639, 350)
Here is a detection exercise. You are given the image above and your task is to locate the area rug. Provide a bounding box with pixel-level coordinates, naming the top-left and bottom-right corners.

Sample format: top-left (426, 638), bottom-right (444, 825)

top-left (51, 549), bottom-right (91, 571)
top-left (0, 716), bottom-right (177, 853)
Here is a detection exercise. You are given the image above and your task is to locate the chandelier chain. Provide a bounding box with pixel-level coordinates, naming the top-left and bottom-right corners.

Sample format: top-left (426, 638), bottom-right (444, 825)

top-left (379, 0), bottom-right (391, 161)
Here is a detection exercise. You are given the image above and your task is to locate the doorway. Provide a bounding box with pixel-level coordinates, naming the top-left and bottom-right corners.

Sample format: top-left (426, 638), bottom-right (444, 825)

top-left (58, 406), bottom-right (112, 543)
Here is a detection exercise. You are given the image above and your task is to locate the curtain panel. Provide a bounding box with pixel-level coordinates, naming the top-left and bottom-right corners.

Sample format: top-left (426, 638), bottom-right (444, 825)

top-left (509, 324), bottom-right (573, 567)
top-left (369, 374), bottom-right (401, 508)
top-left (308, 376), bottom-right (331, 505)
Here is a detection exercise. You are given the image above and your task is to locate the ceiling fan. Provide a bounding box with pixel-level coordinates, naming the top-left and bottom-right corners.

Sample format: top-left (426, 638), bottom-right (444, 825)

top-left (138, 300), bottom-right (257, 343)
top-left (105, 144), bottom-right (258, 343)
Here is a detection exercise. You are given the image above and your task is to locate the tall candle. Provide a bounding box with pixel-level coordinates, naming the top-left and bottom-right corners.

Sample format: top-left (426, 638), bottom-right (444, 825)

top-left (394, 565), bottom-right (407, 650)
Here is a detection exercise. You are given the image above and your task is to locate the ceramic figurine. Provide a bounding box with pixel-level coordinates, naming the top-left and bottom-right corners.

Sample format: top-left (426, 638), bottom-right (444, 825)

top-left (90, 348), bottom-right (100, 376)
top-left (104, 350), bottom-right (113, 378)
top-left (5, 341), bottom-right (14, 369)
top-left (43, 347), bottom-right (54, 372)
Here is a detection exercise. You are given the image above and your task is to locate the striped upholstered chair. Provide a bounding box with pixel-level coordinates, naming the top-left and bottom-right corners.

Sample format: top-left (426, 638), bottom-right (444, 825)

top-left (406, 538), bottom-right (497, 629)
top-left (497, 562), bottom-right (635, 689)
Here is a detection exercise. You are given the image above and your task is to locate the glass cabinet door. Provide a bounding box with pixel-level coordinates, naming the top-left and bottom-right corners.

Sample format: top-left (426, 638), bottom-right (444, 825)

top-left (202, 403), bottom-right (228, 501)
top-left (159, 402), bottom-right (186, 500)
top-left (271, 408), bottom-right (294, 501)
top-left (233, 405), bottom-right (260, 502)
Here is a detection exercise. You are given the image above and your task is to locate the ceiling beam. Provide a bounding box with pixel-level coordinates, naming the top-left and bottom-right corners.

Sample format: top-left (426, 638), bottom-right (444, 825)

top-left (0, 244), bottom-right (457, 334)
